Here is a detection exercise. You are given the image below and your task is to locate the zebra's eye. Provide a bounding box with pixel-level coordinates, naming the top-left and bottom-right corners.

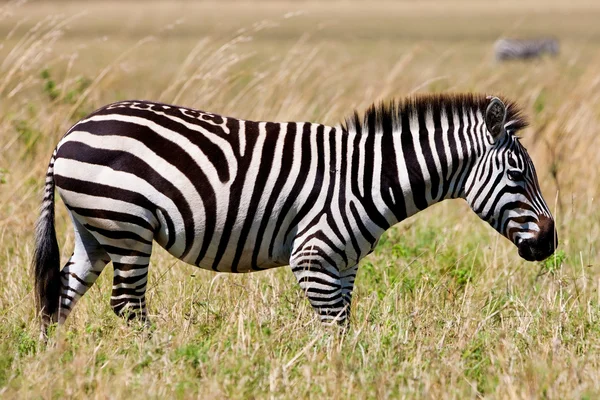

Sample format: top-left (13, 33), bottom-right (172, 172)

top-left (507, 169), bottom-right (524, 181)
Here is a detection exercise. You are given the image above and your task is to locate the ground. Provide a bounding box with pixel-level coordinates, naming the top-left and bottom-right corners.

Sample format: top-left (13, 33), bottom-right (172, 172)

top-left (1, 0), bottom-right (600, 398)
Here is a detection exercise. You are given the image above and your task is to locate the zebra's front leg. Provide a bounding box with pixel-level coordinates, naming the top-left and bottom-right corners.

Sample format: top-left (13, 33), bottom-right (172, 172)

top-left (290, 250), bottom-right (348, 325)
top-left (340, 264), bottom-right (358, 323)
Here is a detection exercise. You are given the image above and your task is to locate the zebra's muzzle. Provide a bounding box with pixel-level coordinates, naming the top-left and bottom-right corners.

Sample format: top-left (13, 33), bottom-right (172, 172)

top-left (516, 215), bottom-right (557, 261)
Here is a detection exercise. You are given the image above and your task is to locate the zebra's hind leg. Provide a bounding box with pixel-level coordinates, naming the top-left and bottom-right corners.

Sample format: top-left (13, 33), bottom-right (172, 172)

top-left (55, 217), bottom-right (110, 331)
top-left (69, 209), bottom-right (155, 325)
top-left (290, 250), bottom-right (348, 326)
top-left (108, 246), bottom-right (153, 324)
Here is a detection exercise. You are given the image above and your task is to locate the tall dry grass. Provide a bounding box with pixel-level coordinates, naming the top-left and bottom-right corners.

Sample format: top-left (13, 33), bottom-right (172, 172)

top-left (1, 1), bottom-right (600, 398)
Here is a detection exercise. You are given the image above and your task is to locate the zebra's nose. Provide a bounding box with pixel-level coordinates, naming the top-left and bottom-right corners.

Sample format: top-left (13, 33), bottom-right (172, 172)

top-left (517, 215), bottom-right (557, 261)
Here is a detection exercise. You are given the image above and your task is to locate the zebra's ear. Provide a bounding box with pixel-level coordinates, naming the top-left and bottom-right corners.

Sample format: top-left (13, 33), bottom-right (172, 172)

top-left (485, 97), bottom-right (507, 140)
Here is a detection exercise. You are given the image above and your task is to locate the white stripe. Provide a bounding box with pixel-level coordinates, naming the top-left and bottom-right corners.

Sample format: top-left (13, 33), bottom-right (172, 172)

top-left (239, 120), bottom-right (246, 157)
top-left (392, 122), bottom-right (418, 217)
top-left (357, 130), bottom-right (367, 198)
top-left (440, 108), bottom-right (453, 184)
top-left (425, 109), bottom-right (443, 201)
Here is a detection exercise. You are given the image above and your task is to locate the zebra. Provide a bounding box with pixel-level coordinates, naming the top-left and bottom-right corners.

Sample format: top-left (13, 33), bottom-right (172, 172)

top-left (494, 38), bottom-right (559, 61)
top-left (33, 94), bottom-right (557, 337)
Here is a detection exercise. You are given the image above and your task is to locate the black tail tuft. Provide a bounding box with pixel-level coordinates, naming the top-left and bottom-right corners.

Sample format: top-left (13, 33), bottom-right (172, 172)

top-left (33, 153), bottom-right (61, 324)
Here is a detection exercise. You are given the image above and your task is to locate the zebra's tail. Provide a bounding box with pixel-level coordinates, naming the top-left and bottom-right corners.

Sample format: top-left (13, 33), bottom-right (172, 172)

top-left (33, 149), bottom-right (61, 328)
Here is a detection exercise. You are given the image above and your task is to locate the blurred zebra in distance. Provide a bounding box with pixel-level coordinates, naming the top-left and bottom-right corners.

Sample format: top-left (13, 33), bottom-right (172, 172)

top-left (495, 38), bottom-right (559, 61)
top-left (33, 94), bottom-right (558, 338)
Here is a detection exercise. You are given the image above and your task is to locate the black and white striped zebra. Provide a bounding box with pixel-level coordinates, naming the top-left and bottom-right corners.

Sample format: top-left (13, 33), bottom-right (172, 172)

top-left (33, 94), bottom-right (557, 336)
top-left (495, 38), bottom-right (559, 61)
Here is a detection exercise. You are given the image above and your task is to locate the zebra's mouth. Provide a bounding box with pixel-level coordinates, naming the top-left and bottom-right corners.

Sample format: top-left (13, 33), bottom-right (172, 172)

top-left (515, 216), bottom-right (557, 262)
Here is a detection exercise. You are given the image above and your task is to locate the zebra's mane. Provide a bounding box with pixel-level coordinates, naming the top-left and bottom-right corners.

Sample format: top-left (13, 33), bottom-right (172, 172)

top-left (342, 93), bottom-right (528, 136)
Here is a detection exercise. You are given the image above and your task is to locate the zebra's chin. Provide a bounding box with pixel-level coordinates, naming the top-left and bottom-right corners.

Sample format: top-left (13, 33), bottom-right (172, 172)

top-left (517, 242), bottom-right (554, 262)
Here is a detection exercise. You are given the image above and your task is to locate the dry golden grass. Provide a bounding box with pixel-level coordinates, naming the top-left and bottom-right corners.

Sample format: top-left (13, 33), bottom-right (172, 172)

top-left (1, 0), bottom-right (600, 398)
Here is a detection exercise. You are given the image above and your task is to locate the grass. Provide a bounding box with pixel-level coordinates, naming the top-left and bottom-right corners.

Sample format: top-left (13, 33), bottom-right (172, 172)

top-left (1, 0), bottom-right (600, 398)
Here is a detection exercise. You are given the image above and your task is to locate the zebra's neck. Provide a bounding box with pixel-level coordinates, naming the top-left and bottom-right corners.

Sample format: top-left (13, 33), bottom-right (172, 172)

top-left (342, 100), bottom-right (486, 230)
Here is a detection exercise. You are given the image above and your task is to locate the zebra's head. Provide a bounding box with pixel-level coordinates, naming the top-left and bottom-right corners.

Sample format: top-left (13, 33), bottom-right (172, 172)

top-left (464, 96), bottom-right (557, 261)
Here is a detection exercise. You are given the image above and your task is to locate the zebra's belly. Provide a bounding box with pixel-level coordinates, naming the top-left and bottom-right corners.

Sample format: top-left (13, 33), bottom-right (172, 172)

top-left (155, 205), bottom-right (294, 273)
top-left (191, 248), bottom-right (288, 273)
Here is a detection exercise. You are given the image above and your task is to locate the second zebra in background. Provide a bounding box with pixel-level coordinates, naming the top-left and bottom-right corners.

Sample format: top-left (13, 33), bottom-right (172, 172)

top-left (495, 38), bottom-right (559, 61)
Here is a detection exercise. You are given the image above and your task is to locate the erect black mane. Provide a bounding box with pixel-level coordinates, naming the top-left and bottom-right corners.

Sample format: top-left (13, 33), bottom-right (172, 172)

top-left (341, 93), bottom-right (528, 135)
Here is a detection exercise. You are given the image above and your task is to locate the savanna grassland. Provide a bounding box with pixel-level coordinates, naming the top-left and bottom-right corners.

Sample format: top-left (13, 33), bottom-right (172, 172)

top-left (1, 0), bottom-right (600, 398)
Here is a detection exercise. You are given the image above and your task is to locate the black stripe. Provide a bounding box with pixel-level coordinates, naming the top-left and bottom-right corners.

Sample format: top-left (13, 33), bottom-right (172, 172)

top-left (291, 265), bottom-right (339, 282)
top-left (432, 106), bottom-right (450, 199)
top-left (67, 205), bottom-right (155, 232)
top-left (111, 286), bottom-right (146, 296)
top-left (417, 110), bottom-right (440, 200)
top-left (84, 224), bottom-right (152, 245)
top-left (444, 104), bottom-right (459, 193)
top-left (66, 272), bottom-right (93, 288)
top-left (303, 286), bottom-right (341, 296)
top-left (296, 276), bottom-right (339, 288)
top-left (113, 262), bottom-right (149, 272)
top-left (226, 117), bottom-right (242, 157)
top-left (103, 245), bottom-right (151, 258)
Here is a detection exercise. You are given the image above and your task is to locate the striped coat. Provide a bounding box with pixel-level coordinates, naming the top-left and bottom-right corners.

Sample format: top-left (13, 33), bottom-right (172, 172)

top-left (33, 94), bottom-right (557, 336)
